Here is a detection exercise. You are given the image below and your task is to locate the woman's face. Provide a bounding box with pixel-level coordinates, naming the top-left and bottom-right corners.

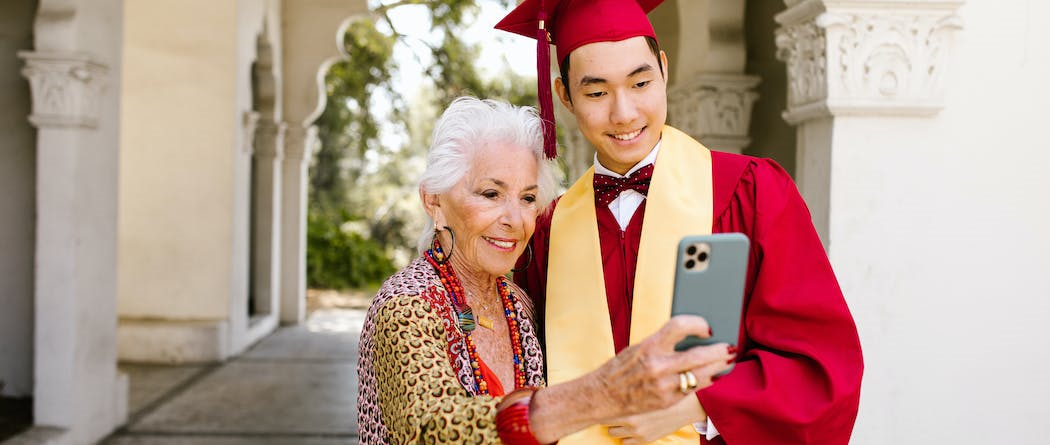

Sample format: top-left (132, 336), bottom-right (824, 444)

top-left (427, 142), bottom-right (540, 279)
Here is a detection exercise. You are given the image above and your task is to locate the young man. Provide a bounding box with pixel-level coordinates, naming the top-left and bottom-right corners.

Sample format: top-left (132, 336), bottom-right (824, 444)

top-left (498, 1), bottom-right (863, 444)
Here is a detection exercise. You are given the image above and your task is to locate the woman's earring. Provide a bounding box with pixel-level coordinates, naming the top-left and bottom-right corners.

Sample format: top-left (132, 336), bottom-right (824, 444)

top-left (511, 244), bottom-right (533, 273)
top-left (431, 225), bottom-right (456, 264)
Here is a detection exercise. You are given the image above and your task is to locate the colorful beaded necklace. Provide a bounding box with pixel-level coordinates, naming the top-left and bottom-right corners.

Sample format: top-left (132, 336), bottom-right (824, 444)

top-left (425, 240), bottom-right (527, 395)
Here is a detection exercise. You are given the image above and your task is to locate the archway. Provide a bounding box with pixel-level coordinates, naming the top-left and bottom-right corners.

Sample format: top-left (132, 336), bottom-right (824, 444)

top-left (277, 0), bottom-right (370, 324)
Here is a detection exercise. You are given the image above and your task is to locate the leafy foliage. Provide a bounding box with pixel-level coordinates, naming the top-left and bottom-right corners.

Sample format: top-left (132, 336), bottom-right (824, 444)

top-left (306, 211), bottom-right (396, 290)
top-left (312, 18), bottom-right (399, 212)
top-left (306, 0), bottom-right (537, 288)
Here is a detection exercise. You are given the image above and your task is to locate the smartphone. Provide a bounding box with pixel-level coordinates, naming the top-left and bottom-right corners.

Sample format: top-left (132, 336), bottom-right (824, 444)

top-left (671, 233), bottom-right (750, 353)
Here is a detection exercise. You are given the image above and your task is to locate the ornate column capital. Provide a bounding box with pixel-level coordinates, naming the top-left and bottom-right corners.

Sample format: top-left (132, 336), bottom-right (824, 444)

top-left (19, 51), bottom-right (108, 129)
top-left (242, 111), bottom-right (261, 155)
top-left (283, 124), bottom-right (318, 162)
top-left (254, 118), bottom-right (287, 159)
top-left (775, 0), bottom-right (964, 124)
top-left (667, 74), bottom-right (761, 154)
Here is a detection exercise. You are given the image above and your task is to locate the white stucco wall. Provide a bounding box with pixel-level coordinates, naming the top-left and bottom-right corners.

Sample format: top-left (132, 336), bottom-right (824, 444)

top-left (118, 0), bottom-right (240, 321)
top-left (118, 0), bottom-right (290, 362)
top-left (0, 0), bottom-right (36, 399)
top-left (836, 1), bottom-right (1050, 443)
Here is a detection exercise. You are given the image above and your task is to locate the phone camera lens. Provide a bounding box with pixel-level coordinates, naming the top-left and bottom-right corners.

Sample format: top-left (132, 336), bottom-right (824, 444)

top-left (687, 245), bottom-right (697, 255)
top-left (685, 259), bottom-right (696, 270)
top-left (698, 252), bottom-right (708, 262)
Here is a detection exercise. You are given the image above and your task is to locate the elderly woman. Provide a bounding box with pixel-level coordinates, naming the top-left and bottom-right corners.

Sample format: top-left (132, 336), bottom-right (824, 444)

top-left (356, 97), bottom-right (734, 445)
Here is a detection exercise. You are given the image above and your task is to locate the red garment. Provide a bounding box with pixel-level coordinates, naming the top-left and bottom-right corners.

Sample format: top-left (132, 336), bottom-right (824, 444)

top-left (596, 198), bottom-right (647, 352)
top-left (494, 0), bottom-right (663, 72)
top-left (514, 151), bottom-right (863, 444)
top-left (478, 357), bottom-right (506, 397)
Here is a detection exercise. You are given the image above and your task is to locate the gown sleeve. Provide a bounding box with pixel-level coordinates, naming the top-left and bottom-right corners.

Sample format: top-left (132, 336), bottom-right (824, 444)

top-left (371, 294), bottom-right (501, 444)
top-left (699, 157), bottom-right (864, 444)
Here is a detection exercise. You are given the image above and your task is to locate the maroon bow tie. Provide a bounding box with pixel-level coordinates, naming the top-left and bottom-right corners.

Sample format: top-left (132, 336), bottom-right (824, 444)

top-left (593, 164), bottom-right (655, 207)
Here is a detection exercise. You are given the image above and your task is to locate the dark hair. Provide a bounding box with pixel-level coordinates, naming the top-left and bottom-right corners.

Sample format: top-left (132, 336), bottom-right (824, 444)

top-left (559, 36), bottom-right (664, 102)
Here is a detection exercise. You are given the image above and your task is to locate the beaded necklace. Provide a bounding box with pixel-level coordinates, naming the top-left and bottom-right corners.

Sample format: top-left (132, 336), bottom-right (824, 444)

top-left (425, 241), bottom-right (527, 395)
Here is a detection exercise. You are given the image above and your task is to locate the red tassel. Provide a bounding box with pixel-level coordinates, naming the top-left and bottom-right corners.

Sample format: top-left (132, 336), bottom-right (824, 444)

top-left (535, 9), bottom-right (557, 160)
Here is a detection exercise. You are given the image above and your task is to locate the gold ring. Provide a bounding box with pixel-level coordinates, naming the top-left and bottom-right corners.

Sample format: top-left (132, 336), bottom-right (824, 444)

top-left (678, 371), bottom-right (698, 394)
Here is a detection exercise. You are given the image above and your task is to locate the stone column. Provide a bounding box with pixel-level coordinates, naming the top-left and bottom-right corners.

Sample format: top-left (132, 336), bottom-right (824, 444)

top-left (19, 47), bottom-right (127, 443)
top-left (667, 73), bottom-right (760, 153)
top-left (775, 0), bottom-right (964, 243)
top-left (279, 124), bottom-right (315, 325)
top-left (774, 1), bottom-right (964, 441)
top-left (252, 117), bottom-right (285, 318)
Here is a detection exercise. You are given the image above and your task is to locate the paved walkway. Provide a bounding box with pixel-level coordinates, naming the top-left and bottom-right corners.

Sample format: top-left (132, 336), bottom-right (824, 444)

top-left (103, 308), bottom-right (367, 445)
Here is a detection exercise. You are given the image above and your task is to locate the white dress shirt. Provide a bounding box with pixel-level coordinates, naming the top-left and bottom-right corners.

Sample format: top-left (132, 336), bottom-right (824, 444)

top-left (592, 143), bottom-right (661, 230)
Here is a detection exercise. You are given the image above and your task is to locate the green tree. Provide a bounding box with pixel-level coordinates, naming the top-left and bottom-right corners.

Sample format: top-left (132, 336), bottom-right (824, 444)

top-left (312, 18), bottom-right (398, 213)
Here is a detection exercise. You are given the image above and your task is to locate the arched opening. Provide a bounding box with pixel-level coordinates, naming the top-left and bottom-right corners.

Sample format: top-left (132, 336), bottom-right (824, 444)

top-left (301, 1), bottom-right (545, 302)
top-left (277, 0), bottom-right (370, 325)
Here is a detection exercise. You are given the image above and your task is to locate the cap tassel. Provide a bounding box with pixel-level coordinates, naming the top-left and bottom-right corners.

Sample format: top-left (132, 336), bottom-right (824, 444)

top-left (535, 10), bottom-right (557, 160)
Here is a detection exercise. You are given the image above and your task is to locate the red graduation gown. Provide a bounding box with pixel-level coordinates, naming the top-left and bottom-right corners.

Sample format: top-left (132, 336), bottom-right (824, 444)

top-left (514, 151), bottom-right (863, 444)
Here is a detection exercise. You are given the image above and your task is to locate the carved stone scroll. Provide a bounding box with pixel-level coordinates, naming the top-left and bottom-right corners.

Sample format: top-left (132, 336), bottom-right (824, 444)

top-left (668, 74), bottom-right (761, 153)
top-left (775, 1), bottom-right (964, 123)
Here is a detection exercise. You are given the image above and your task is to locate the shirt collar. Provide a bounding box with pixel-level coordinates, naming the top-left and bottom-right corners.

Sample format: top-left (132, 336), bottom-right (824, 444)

top-left (593, 140), bottom-right (662, 179)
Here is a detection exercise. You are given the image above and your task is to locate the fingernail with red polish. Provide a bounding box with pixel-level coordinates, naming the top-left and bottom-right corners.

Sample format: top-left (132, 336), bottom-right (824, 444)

top-left (726, 357), bottom-right (736, 365)
top-left (708, 327), bottom-right (713, 337)
top-left (727, 345), bottom-right (738, 355)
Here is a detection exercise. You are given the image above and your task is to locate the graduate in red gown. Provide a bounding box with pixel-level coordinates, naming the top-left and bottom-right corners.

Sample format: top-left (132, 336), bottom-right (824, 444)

top-left (498, 0), bottom-right (864, 444)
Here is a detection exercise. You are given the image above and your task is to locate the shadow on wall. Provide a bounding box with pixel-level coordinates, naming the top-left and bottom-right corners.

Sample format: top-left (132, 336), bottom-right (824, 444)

top-left (0, 388), bottom-right (32, 442)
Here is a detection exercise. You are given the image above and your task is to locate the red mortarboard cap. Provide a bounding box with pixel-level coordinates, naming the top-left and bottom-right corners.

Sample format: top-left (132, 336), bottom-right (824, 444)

top-left (496, 0), bottom-right (664, 159)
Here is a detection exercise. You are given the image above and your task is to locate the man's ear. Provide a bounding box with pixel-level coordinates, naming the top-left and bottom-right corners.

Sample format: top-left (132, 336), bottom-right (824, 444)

top-left (660, 50), bottom-right (670, 84)
top-left (554, 77), bottom-right (573, 112)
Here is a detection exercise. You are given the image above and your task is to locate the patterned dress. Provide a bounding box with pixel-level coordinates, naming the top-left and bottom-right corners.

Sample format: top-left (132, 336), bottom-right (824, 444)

top-left (357, 257), bottom-right (546, 444)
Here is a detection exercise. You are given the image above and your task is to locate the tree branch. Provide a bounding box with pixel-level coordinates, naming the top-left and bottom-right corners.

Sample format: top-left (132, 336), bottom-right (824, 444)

top-left (372, 0), bottom-right (434, 16)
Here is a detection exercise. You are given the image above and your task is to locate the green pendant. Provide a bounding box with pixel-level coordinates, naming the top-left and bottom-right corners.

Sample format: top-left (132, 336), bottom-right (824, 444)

top-left (458, 307), bottom-right (476, 332)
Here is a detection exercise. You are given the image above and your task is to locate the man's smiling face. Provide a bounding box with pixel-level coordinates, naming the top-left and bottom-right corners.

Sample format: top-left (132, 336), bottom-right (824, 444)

top-left (556, 36), bottom-right (668, 175)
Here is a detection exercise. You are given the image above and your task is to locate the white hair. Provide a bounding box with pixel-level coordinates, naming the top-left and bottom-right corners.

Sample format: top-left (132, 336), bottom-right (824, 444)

top-left (416, 96), bottom-right (557, 254)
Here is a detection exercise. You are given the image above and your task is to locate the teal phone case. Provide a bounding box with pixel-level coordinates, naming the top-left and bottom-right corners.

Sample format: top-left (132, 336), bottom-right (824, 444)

top-left (671, 233), bottom-right (750, 352)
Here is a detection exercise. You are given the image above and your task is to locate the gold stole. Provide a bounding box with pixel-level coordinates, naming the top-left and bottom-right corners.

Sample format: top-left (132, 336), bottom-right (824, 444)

top-left (546, 126), bottom-right (713, 444)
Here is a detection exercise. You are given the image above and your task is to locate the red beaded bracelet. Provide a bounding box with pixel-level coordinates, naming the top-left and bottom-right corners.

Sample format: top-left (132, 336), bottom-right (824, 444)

top-left (496, 388), bottom-right (543, 445)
